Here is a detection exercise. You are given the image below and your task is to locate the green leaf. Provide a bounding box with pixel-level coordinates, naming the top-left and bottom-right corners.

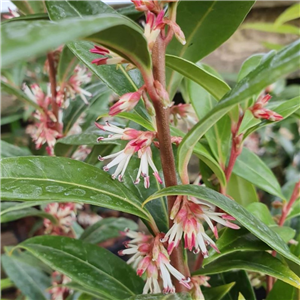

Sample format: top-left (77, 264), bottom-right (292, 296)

top-left (2, 13), bottom-right (49, 24)
top-left (12, 1), bottom-right (45, 14)
top-left (233, 148), bottom-right (285, 199)
top-left (80, 217), bottom-right (138, 244)
top-left (275, 3), bottom-right (300, 26)
top-left (195, 251), bottom-right (300, 289)
top-left (1, 81), bottom-right (41, 110)
top-left (202, 283), bottom-right (235, 300)
top-left (177, 40), bottom-right (300, 181)
top-left (2, 13), bottom-right (150, 70)
top-left (227, 173), bottom-right (258, 206)
top-left (18, 236), bottom-right (144, 299)
top-left (242, 23), bottom-right (300, 35)
top-left (247, 202), bottom-right (276, 225)
top-left (1, 254), bottom-right (51, 300)
top-left (165, 55), bottom-right (230, 100)
top-left (237, 54), bottom-right (264, 82)
top-left (203, 227), bottom-right (269, 266)
top-left (166, 1), bottom-right (254, 97)
top-left (1, 141), bottom-right (31, 158)
top-left (1, 156), bottom-right (150, 220)
top-left (1, 278), bottom-right (14, 290)
top-left (117, 5), bottom-right (144, 21)
top-left (266, 278), bottom-right (300, 300)
top-left (1, 202), bottom-right (56, 224)
top-left (116, 113), bottom-right (155, 131)
top-left (207, 270), bottom-right (255, 300)
top-left (144, 184), bottom-right (300, 265)
top-left (57, 46), bottom-right (78, 83)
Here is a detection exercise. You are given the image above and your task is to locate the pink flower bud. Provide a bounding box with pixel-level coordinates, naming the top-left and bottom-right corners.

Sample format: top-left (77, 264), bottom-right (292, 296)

top-left (164, 20), bottom-right (186, 45)
top-left (154, 80), bottom-right (172, 108)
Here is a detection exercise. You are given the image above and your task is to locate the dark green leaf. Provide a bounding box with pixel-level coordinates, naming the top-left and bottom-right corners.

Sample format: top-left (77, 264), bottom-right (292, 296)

top-left (2, 14), bottom-right (150, 70)
top-left (80, 217), bottom-right (138, 244)
top-left (1, 202), bottom-right (56, 224)
top-left (203, 227), bottom-right (269, 266)
top-left (125, 293), bottom-right (192, 300)
top-left (233, 148), bottom-right (285, 199)
top-left (227, 174), bottom-right (258, 207)
top-left (195, 251), bottom-right (300, 288)
top-left (202, 282), bottom-right (235, 300)
top-left (1, 156), bottom-right (150, 220)
top-left (266, 279), bottom-right (299, 300)
top-left (1, 140), bottom-right (31, 158)
top-left (1, 254), bottom-right (51, 300)
top-left (178, 40), bottom-right (300, 181)
top-left (145, 184), bottom-right (300, 265)
top-left (19, 236), bottom-right (144, 299)
top-left (117, 5), bottom-right (144, 21)
top-left (166, 1), bottom-right (254, 97)
top-left (165, 55), bottom-right (230, 100)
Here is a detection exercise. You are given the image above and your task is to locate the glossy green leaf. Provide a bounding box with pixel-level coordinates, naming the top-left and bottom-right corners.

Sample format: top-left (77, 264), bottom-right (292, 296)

top-left (116, 113), bottom-right (155, 131)
top-left (237, 54), bottom-right (264, 82)
top-left (166, 1), bottom-right (254, 97)
top-left (2, 13), bottom-right (49, 24)
top-left (165, 55), bottom-right (230, 100)
top-left (12, 1), bottom-right (45, 14)
top-left (18, 236), bottom-right (144, 299)
top-left (2, 13), bottom-right (150, 70)
top-left (1, 81), bottom-right (41, 110)
top-left (272, 226), bottom-right (296, 244)
top-left (1, 141), bottom-right (31, 158)
top-left (64, 282), bottom-right (103, 299)
top-left (227, 173), bottom-right (258, 206)
top-left (203, 270), bottom-right (255, 300)
top-left (178, 40), bottom-right (300, 181)
top-left (242, 23), bottom-right (300, 35)
top-left (202, 283), bottom-right (235, 300)
top-left (195, 251), bottom-right (300, 288)
top-left (145, 184), bottom-right (300, 265)
top-left (266, 279), bottom-right (299, 300)
top-left (57, 46), bottom-right (78, 83)
top-left (80, 217), bottom-right (138, 244)
top-left (1, 156), bottom-right (150, 220)
top-left (275, 3), bottom-right (300, 26)
top-left (1, 254), bottom-right (51, 300)
top-left (233, 148), bottom-right (285, 199)
top-left (203, 227), bottom-right (269, 266)
top-left (117, 5), bottom-right (143, 21)
top-left (1, 202), bottom-right (56, 224)
top-left (247, 202), bottom-right (276, 225)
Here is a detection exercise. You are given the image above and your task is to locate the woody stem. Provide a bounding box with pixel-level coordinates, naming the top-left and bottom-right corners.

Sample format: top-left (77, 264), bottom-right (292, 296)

top-left (150, 35), bottom-right (190, 291)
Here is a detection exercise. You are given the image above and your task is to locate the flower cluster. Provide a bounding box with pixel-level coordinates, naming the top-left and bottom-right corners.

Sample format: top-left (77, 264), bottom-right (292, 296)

top-left (96, 122), bottom-right (162, 188)
top-left (190, 275), bottom-right (210, 300)
top-left (43, 202), bottom-right (78, 235)
top-left (170, 103), bottom-right (197, 130)
top-left (249, 93), bottom-right (283, 122)
top-left (57, 66), bottom-right (92, 106)
top-left (162, 196), bottom-right (240, 256)
top-left (48, 271), bottom-right (71, 300)
top-left (24, 84), bottom-right (63, 155)
top-left (119, 230), bottom-right (191, 294)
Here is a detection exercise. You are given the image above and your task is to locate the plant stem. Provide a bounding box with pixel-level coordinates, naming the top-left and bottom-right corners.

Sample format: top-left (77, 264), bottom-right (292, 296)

top-left (47, 52), bottom-right (60, 133)
top-left (224, 114), bottom-right (244, 183)
top-left (151, 35), bottom-right (190, 290)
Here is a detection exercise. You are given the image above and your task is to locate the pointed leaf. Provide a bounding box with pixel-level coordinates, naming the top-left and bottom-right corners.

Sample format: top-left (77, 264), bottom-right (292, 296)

top-left (18, 236), bottom-right (144, 299)
top-left (233, 148), bottom-right (285, 199)
top-left (1, 156), bottom-right (150, 220)
top-left (165, 55), bottom-right (230, 100)
top-left (2, 14), bottom-right (150, 70)
top-left (275, 3), bottom-right (300, 26)
top-left (1, 254), bottom-right (51, 300)
top-left (266, 278), bottom-right (299, 300)
top-left (145, 184), bottom-right (300, 265)
top-left (166, 1), bottom-right (254, 97)
top-left (202, 283), bottom-right (236, 300)
top-left (80, 217), bottom-right (138, 244)
top-left (242, 23), bottom-right (300, 35)
top-left (1, 141), bottom-right (31, 158)
top-left (178, 40), bottom-right (300, 182)
top-left (195, 251), bottom-right (300, 288)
